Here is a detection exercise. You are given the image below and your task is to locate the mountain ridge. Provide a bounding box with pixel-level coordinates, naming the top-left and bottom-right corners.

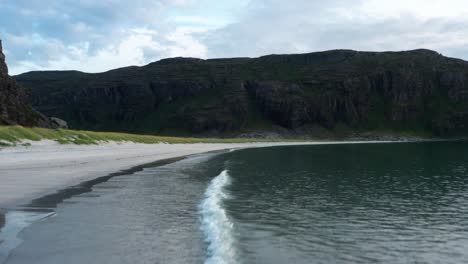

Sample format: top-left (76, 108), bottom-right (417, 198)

top-left (16, 49), bottom-right (455, 76)
top-left (15, 48), bottom-right (468, 137)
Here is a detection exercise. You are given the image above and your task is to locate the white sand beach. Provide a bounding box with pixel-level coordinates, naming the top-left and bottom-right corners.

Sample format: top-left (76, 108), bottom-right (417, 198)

top-left (0, 140), bottom-right (390, 207)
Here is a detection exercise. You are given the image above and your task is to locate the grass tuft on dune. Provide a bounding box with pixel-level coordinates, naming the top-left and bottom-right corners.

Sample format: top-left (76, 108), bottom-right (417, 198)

top-left (0, 126), bottom-right (291, 146)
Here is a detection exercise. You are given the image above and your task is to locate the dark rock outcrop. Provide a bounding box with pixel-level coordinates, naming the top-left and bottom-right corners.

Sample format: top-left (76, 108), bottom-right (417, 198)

top-left (15, 49), bottom-right (468, 137)
top-left (51, 117), bottom-right (68, 128)
top-left (0, 41), bottom-right (8, 78)
top-left (0, 40), bottom-right (55, 127)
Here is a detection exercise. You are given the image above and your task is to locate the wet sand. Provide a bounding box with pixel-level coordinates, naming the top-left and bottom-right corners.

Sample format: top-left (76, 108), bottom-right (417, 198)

top-left (0, 140), bottom-right (393, 208)
top-left (0, 140), bottom-right (321, 208)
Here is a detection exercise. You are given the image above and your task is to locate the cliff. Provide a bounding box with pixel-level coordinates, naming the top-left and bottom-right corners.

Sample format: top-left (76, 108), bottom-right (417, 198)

top-left (15, 49), bottom-right (468, 137)
top-left (0, 40), bottom-right (54, 127)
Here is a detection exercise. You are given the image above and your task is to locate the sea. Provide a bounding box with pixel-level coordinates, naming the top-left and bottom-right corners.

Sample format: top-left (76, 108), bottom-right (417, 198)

top-left (1, 141), bottom-right (468, 263)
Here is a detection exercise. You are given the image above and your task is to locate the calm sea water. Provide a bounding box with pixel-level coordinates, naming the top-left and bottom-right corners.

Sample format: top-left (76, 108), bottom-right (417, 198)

top-left (1, 142), bottom-right (468, 263)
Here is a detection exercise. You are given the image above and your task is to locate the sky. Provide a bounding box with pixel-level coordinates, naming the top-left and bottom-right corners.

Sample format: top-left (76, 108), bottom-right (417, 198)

top-left (1, 0), bottom-right (468, 74)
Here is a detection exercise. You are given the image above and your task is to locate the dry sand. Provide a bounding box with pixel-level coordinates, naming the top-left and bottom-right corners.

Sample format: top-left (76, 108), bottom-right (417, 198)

top-left (0, 140), bottom-right (389, 208)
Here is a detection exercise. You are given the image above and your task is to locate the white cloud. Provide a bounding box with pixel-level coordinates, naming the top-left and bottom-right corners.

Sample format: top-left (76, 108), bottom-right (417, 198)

top-left (4, 0), bottom-right (468, 74)
top-left (9, 27), bottom-right (208, 74)
top-left (166, 27), bottom-right (208, 58)
top-left (169, 0), bottom-right (198, 7)
top-left (360, 0), bottom-right (468, 19)
top-left (203, 0), bottom-right (468, 60)
top-left (172, 15), bottom-right (231, 29)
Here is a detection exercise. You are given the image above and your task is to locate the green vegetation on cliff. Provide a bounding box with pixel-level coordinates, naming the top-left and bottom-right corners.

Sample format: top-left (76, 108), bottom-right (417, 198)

top-left (0, 126), bottom-right (289, 147)
top-left (15, 49), bottom-right (468, 137)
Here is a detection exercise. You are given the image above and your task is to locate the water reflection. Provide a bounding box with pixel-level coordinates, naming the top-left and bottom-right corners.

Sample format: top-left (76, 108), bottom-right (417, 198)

top-left (224, 142), bottom-right (468, 263)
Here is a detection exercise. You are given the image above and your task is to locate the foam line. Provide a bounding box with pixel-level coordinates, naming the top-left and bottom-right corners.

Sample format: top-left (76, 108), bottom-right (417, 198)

top-left (200, 170), bottom-right (238, 264)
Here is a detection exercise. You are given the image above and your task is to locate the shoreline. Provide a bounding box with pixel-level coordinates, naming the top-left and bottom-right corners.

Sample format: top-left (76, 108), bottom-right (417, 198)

top-left (0, 140), bottom-right (308, 208)
top-left (0, 139), bottom-right (417, 209)
top-left (0, 153), bottom-right (209, 264)
top-left (0, 139), bottom-right (445, 263)
top-left (25, 155), bottom-right (192, 210)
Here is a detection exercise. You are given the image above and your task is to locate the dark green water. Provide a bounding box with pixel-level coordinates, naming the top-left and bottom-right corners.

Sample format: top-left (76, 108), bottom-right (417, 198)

top-left (1, 142), bottom-right (468, 263)
top-left (223, 142), bottom-right (468, 263)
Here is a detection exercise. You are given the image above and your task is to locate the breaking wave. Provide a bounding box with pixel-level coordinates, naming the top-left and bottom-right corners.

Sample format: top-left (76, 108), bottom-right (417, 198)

top-left (199, 170), bottom-right (239, 264)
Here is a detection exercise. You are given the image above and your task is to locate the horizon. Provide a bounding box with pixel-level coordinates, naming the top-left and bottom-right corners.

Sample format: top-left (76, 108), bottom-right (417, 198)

top-left (2, 0), bottom-right (468, 75)
top-left (10, 47), bottom-right (455, 76)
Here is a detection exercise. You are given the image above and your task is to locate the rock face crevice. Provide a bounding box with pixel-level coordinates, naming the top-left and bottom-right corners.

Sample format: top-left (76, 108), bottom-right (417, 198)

top-left (0, 40), bottom-right (54, 127)
top-left (15, 49), bottom-right (468, 136)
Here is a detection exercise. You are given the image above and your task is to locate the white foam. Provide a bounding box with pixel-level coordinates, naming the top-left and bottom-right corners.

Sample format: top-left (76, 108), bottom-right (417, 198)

top-left (200, 170), bottom-right (239, 264)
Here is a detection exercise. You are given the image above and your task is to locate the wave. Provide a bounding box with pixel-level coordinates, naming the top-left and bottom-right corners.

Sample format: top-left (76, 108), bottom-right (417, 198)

top-left (199, 170), bottom-right (239, 264)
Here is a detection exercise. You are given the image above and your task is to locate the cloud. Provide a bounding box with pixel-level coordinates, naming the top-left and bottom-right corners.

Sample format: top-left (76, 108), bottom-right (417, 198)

top-left (1, 0), bottom-right (211, 74)
top-left (1, 0), bottom-right (246, 74)
top-left (203, 0), bottom-right (468, 60)
top-left (10, 26), bottom-right (209, 74)
top-left (359, 0), bottom-right (468, 19)
top-left (2, 0), bottom-right (468, 74)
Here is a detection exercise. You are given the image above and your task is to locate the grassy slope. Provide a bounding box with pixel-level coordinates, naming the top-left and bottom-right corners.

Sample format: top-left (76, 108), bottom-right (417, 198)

top-left (0, 126), bottom-right (295, 147)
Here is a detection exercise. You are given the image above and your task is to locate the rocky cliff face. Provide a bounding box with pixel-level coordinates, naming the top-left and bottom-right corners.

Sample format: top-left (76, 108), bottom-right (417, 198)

top-left (0, 40), bottom-right (54, 127)
top-left (15, 49), bottom-right (468, 137)
top-left (0, 41), bottom-right (8, 78)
